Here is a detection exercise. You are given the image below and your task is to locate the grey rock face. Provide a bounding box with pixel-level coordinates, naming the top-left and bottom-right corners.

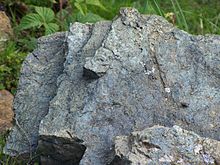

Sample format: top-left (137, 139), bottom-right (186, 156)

top-left (5, 8), bottom-right (220, 165)
top-left (111, 125), bottom-right (220, 165)
top-left (4, 32), bottom-right (67, 155)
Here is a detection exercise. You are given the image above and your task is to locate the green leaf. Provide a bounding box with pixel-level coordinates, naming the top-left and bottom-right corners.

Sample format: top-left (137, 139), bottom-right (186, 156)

top-left (152, 0), bottom-right (164, 17)
top-left (56, 9), bottom-right (75, 31)
top-left (18, 13), bottom-right (42, 30)
top-left (86, 0), bottom-right (107, 11)
top-left (76, 0), bottom-right (84, 2)
top-left (77, 12), bottom-right (105, 23)
top-left (74, 2), bottom-right (87, 15)
top-left (18, 37), bottom-right (37, 51)
top-left (35, 6), bottom-right (55, 23)
top-left (56, 8), bottom-right (69, 18)
top-left (0, 83), bottom-right (5, 90)
top-left (50, 0), bottom-right (57, 3)
top-left (18, 6), bottom-right (59, 35)
top-left (44, 23), bottom-right (59, 35)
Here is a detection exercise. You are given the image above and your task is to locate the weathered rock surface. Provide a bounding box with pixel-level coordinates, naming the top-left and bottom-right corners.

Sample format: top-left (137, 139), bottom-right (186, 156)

top-left (0, 90), bottom-right (14, 133)
top-left (4, 32), bottom-right (67, 155)
top-left (111, 125), bottom-right (220, 165)
top-left (0, 11), bottom-right (13, 52)
top-left (5, 8), bottom-right (220, 165)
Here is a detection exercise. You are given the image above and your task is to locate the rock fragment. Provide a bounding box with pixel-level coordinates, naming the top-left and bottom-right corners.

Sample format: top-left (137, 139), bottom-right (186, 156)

top-left (4, 8), bottom-right (220, 165)
top-left (111, 125), bottom-right (220, 165)
top-left (0, 90), bottom-right (14, 133)
top-left (0, 11), bottom-right (13, 52)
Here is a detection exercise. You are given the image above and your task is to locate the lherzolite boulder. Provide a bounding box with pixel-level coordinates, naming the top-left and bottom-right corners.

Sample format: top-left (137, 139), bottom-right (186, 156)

top-left (5, 8), bottom-right (220, 165)
top-left (111, 125), bottom-right (220, 164)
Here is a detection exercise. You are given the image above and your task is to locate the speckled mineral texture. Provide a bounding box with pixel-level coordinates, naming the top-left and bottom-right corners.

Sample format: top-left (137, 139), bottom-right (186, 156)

top-left (111, 125), bottom-right (220, 165)
top-left (4, 32), bottom-right (66, 155)
top-left (5, 8), bottom-right (220, 165)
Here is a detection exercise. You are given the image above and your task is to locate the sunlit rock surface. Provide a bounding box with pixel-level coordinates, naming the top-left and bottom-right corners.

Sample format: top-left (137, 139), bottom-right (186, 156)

top-left (5, 8), bottom-right (220, 165)
top-left (111, 125), bottom-right (220, 165)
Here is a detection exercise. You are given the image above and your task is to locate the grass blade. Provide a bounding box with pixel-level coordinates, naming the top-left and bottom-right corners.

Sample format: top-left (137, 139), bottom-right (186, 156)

top-left (174, 0), bottom-right (189, 31)
top-left (152, 0), bottom-right (164, 17)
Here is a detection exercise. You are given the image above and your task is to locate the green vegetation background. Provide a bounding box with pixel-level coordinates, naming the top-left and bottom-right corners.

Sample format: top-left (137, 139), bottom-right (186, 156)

top-left (0, 0), bottom-right (219, 163)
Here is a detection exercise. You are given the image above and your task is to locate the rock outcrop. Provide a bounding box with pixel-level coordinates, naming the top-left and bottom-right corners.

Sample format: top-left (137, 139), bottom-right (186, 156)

top-left (4, 32), bottom-right (66, 156)
top-left (111, 125), bottom-right (220, 164)
top-left (0, 90), bottom-right (14, 133)
top-left (5, 8), bottom-right (220, 165)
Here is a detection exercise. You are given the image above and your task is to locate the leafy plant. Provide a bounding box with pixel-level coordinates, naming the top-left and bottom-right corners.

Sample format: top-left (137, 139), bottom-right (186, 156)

top-left (0, 41), bottom-right (26, 94)
top-left (170, 0), bottom-right (188, 32)
top-left (18, 6), bottom-right (59, 35)
top-left (22, 0), bottom-right (54, 7)
top-left (69, 0), bottom-right (107, 23)
top-left (75, 11), bottom-right (105, 23)
top-left (17, 36), bottom-right (37, 52)
top-left (72, 0), bottom-right (107, 16)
